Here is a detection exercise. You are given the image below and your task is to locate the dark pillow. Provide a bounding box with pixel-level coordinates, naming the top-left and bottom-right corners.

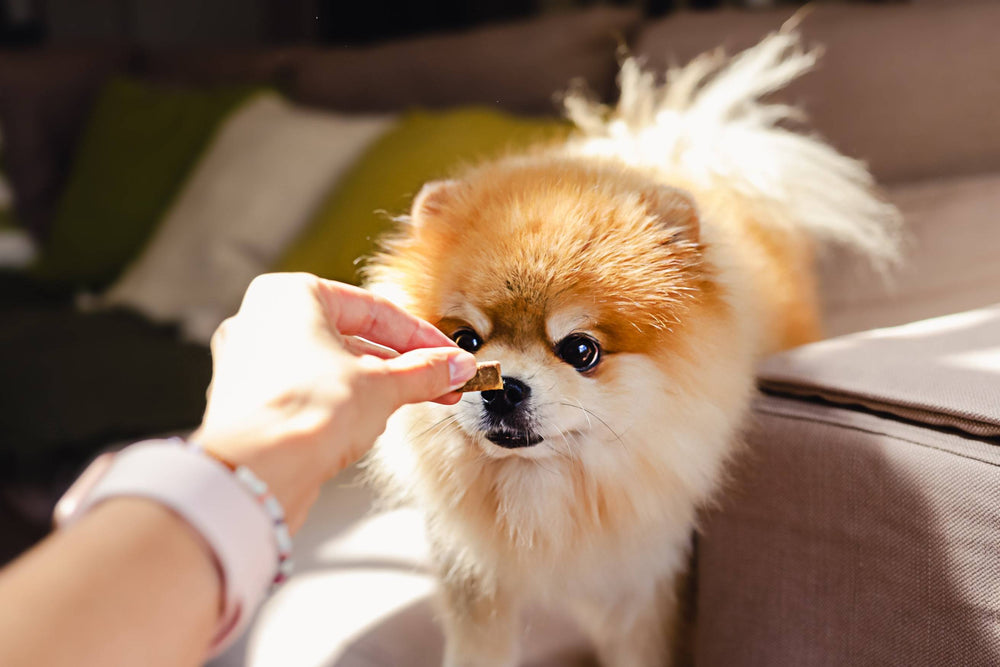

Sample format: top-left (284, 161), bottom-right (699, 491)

top-left (0, 276), bottom-right (211, 484)
top-left (288, 7), bottom-right (639, 115)
top-left (0, 47), bottom-right (135, 241)
top-left (30, 78), bottom-right (261, 288)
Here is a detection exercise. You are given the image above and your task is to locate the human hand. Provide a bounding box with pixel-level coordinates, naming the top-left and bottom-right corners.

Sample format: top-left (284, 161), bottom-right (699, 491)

top-left (191, 273), bottom-right (476, 532)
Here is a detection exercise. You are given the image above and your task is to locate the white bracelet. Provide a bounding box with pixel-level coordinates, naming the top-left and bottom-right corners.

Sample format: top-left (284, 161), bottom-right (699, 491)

top-left (187, 441), bottom-right (295, 586)
top-left (54, 439), bottom-right (291, 655)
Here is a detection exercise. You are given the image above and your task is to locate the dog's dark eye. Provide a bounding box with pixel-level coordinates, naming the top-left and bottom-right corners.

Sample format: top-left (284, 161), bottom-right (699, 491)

top-left (557, 334), bottom-right (601, 372)
top-left (451, 327), bottom-right (482, 353)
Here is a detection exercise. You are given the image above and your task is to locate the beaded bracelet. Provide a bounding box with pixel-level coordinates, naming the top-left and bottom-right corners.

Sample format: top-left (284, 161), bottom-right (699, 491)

top-left (191, 442), bottom-right (295, 586)
top-left (53, 438), bottom-right (292, 655)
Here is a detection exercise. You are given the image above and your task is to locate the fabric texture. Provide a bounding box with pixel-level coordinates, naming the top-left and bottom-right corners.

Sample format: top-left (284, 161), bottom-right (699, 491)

top-left (717, 306), bottom-right (1000, 662)
top-left (101, 93), bottom-right (393, 343)
top-left (277, 107), bottom-right (569, 284)
top-left (819, 171), bottom-right (1000, 337)
top-left (758, 305), bottom-right (1000, 438)
top-left (695, 395), bottom-right (1000, 666)
top-left (288, 7), bottom-right (637, 115)
top-left (30, 78), bottom-right (260, 288)
top-left (633, 2), bottom-right (1000, 185)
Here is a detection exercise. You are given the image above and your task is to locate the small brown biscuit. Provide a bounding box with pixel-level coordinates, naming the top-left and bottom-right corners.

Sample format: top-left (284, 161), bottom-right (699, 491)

top-left (459, 361), bottom-right (503, 392)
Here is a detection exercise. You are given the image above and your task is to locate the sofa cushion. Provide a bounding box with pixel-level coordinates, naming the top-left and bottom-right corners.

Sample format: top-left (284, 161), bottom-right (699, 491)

top-left (0, 279), bottom-right (211, 483)
top-left (632, 2), bottom-right (1000, 185)
top-left (820, 171), bottom-right (1000, 337)
top-left (287, 7), bottom-right (638, 115)
top-left (277, 107), bottom-right (569, 284)
top-left (101, 94), bottom-right (393, 344)
top-left (695, 394), bottom-right (1000, 666)
top-left (30, 78), bottom-right (261, 288)
top-left (759, 305), bottom-right (1000, 438)
top-left (693, 305), bottom-right (1000, 664)
top-left (0, 47), bottom-right (134, 240)
top-left (208, 467), bottom-right (594, 667)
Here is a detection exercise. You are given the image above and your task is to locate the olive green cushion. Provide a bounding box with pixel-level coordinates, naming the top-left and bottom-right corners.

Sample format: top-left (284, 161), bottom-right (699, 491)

top-left (276, 107), bottom-right (569, 284)
top-left (32, 78), bottom-right (261, 288)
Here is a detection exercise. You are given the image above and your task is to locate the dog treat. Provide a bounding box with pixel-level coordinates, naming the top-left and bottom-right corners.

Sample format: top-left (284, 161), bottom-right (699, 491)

top-left (459, 361), bottom-right (503, 392)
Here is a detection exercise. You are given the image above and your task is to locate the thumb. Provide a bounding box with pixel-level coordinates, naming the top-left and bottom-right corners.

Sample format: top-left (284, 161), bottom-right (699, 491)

top-left (379, 347), bottom-right (477, 407)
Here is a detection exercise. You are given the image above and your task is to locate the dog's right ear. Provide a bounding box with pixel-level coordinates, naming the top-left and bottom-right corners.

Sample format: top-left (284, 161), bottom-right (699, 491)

top-left (641, 185), bottom-right (700, 245)
top-left (410, 180), bottom-right (465, 228)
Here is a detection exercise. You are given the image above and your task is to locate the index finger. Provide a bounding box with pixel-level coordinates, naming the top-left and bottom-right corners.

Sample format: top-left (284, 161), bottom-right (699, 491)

top-left (315, 279), bottom-right (455, 353)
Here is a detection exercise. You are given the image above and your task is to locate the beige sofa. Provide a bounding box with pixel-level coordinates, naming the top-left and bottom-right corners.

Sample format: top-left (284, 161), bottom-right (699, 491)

top-left (203, 3), bottom-right (1000, 666)
top-left (1, 2), bottom-right (998, 664)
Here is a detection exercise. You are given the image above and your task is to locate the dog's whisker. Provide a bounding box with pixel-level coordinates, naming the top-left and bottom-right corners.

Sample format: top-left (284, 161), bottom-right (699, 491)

top-left (557, 402), bottom-right (628, 452)
top-left (571, 397), bottom-right (592, 430)
top-left (536, 417), bottom-right (581, 465)
top-left (530, 455), bottom-right (558, 475)
top-left (411, 413), bottom-right (461, 442)
top-left (555, 432), bottom-right (578, 462)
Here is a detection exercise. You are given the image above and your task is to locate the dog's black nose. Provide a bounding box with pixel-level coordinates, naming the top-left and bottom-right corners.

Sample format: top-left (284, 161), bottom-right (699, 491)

top-left (481, 377), bottom-right (530, 416)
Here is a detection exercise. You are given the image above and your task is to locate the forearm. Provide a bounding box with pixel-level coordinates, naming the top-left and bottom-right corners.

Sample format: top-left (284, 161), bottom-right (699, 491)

top-left (0, 275), bottom-right (473, 667)
top-left (0, 498), bottom-right (221, 667)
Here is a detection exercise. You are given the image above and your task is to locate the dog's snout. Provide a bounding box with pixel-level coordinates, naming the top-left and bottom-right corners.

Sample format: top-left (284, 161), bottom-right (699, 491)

top-left (481, 377), bottom-right (530, 415)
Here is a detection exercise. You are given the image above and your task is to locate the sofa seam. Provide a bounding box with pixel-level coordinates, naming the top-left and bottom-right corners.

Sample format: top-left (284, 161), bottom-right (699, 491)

top-left (754, 401), bottom-right (1000, 469)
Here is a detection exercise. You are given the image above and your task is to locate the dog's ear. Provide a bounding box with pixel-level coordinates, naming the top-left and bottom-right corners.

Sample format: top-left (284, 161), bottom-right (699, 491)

top-left (641, 185), bottom-right (699, 245)
top-left (410, 179), bottom-right (465, 227)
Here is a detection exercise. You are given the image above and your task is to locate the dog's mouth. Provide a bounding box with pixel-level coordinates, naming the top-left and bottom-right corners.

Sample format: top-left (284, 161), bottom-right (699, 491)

top-left (485, 429), bottom-right (544, 448)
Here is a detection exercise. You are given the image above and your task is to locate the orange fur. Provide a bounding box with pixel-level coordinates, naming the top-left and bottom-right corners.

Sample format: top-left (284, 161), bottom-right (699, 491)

top-left (361, 32), bottom-right (896, 667)
top-left (365, 154), bottom-right (767, 666)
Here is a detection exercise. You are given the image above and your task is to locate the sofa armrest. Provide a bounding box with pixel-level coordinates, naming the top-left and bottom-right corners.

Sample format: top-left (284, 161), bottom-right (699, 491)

top-left (758, 305), bottom-right (1000, 438)
top-left (694, 305), bottom-right (1000, 665)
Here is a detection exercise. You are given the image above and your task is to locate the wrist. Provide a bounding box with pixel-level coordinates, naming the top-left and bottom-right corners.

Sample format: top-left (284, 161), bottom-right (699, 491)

top-left (190, 421), bottom-right (329, 533)
top-left (54, 439), bottom-right (289, 656)
top-left (87, 496), bottom-right (224, 616)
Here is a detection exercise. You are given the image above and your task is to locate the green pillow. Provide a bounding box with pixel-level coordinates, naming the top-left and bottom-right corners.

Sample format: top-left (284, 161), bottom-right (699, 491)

top-left (276, 107), bottom-right (569, 284)
top-left (32, 78), bottom-right (262, 288)
top-left (0, 208), bottom-right (16, 231)
top-left (0, 172), bottom-right (16, 230)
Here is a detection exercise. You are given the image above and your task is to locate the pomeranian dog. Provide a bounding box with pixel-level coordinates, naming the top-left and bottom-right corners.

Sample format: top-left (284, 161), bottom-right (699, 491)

top-left (363, 29), bottom-right (900, 667)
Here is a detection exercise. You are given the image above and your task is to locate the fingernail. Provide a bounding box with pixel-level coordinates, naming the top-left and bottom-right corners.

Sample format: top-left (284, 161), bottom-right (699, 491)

top-left (448, 351), bottom-right (477, 390)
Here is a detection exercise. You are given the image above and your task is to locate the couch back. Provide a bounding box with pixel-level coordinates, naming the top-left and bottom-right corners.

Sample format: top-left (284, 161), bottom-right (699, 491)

top-left (0, 7), bottom-right (636, 239)
top-left (2, 1), bottom-right (998, 239)
top-left (633, 2), bottom-right (1000, 186)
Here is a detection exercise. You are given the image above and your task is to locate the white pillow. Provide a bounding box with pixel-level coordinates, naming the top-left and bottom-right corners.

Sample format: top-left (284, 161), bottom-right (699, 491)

top-left (0, 228), bottom-right (36, 269)
top-left (102, 93), bottom-right (394, 343)
top-left (0, 130), bottom-right (36, 269)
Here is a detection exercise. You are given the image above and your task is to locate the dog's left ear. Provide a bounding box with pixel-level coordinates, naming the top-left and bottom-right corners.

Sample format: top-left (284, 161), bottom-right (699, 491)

top-left (410, 179), bottom-right (465, 228)
top-left (641, 186), bottom-right (699, 245)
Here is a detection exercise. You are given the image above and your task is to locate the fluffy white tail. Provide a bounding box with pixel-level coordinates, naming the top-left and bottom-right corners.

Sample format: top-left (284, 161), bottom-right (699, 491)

top-left (564, 29), bottom-right (901, 268)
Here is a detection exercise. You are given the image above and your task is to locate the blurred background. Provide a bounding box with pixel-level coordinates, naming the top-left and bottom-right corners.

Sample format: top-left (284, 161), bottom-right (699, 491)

top-left (1, 0), bottom-right (997, 612)
top-left (2, 1), bottom-right (1000, 664)
top-left (4, 0), bottom-right (898, 47)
